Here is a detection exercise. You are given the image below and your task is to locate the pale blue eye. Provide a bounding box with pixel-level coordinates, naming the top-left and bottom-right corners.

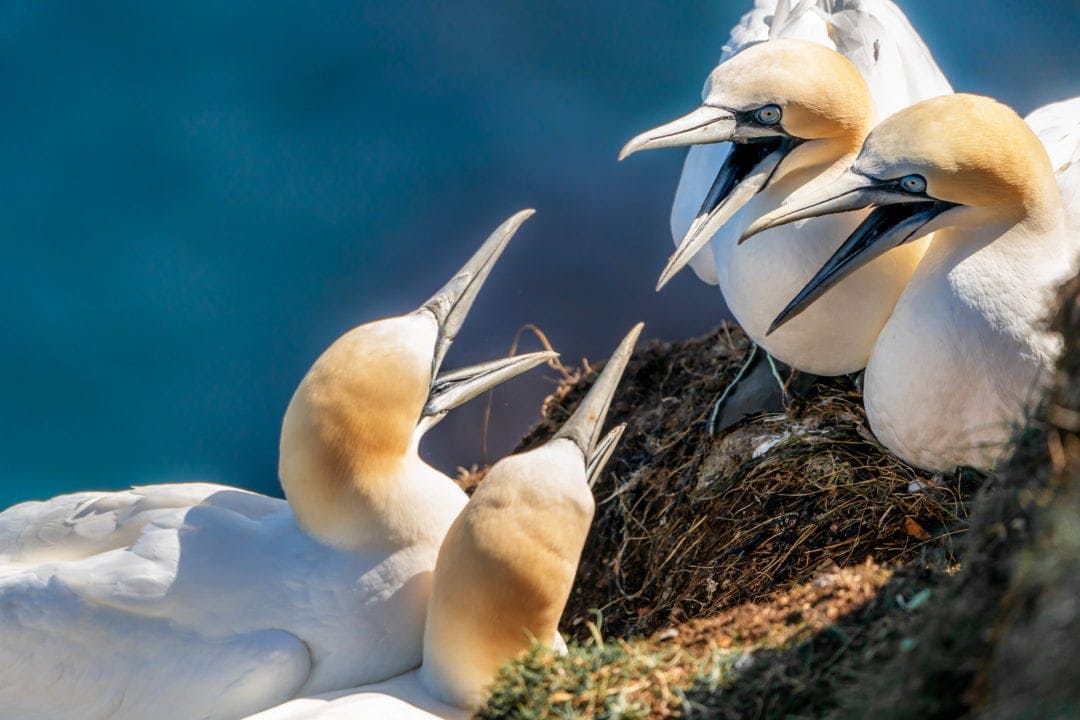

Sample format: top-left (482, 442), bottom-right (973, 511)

top-left (900, 174), bottom-right (927, 193)
top-left (754, 104), bottom-right (782, 125)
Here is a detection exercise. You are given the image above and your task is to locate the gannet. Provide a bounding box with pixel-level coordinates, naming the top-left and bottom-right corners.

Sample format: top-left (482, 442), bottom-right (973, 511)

top-left (244, 324), bottom-right (643, 720)
top-left (619, 0), bottom-right (951, 375)
top-left (0, 211), bottom-right (555, 720)
top-left (744, 94), bottom-right (1080, 471)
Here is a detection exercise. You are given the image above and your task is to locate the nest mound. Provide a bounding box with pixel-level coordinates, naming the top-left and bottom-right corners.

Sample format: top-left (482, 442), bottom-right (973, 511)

top-left (479, 560), bottom-right (932, 720)
top-left (516, 324), bottom-right (972, 639)
top-left (481, 275), bottom-right (1080, 719)
top-left (847, 273), bottom-right (1080, 719)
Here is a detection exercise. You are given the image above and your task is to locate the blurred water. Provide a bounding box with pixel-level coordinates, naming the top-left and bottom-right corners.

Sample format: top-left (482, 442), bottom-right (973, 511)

top-left (1, 1), bottom-right (1077, 508)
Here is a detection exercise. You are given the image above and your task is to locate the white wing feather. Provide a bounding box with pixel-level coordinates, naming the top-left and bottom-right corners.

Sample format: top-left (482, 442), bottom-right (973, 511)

top-left (671, 0), bottom-right (952, 284)
top-left (0, 484), bottom-right (436, 720)
top-left (1026, 97), bottom-right (1080, 230)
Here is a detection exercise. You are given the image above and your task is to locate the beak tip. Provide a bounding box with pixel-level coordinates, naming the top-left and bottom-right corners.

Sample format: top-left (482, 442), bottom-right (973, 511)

top-left (766, 315), bottom-right (785, 336)
top-left (740, 221), bottom-right (766, 244)
top-left (617, 143), bottom-right (637, 162)
top-left (510, 208), bottom-right (537, 226)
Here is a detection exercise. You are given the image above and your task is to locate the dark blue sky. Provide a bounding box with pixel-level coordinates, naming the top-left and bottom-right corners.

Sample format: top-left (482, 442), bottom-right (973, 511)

top-left (2, 1), bottom-right (1077, 507)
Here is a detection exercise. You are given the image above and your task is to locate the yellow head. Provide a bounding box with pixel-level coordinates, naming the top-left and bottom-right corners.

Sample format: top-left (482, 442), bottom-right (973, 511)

top-left (740, 94), bottom-right (1064, 336)
top-left (620, 39), bottom-right (876, 290)
top-left (419, 441), bottom-right (594, 708)
top-left (417, 324), bottom-right (642, 709)
top-left (276, 210), bottom-right (554, 550)
top-left (279, 312), bottom-right (437, 545)
top-left (856, 94), bottom-right (1060, 227)
top-left (702, 38), bottom-right (873, 148)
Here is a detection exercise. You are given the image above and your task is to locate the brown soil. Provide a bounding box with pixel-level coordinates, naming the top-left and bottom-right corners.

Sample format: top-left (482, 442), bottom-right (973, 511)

top-left (665, 559), bottom-right (893, 653)
top-left (479, 274), bottom-right (1080, 719)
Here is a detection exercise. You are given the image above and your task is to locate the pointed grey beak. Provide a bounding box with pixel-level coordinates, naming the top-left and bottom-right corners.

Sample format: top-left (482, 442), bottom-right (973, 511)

top-left (619, 106), bottom-right (736, 161)
top-left (656, 137), bottom-right (799, 289)
top-left (761, 171), bottom-right (956, 334)
top-left (423, 350), bottom-right (558, 420)
top-left (586, 424), bottom-right (626, 488)
top-left (422, 209), bottom-right (535, 375)
top-left (739, 170), bottom-right (880, 243)
top-left (554, 323), bottom-right (642, 480)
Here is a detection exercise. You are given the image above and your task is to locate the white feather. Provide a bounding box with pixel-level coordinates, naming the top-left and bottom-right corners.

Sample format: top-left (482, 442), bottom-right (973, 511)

top-left (0, 484), bottom-right (439, 720)
top-left (1026, 97), bottom-right (1080, 228)
top-left (671, 0), bottom-right (952, 285)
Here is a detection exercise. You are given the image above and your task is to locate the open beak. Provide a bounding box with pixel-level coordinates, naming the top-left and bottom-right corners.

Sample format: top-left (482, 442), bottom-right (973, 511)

top-left (750, 171), bottom-right (955, 334)
top-left (424, 350), bottom-right (558, 419)
top-left (656, 136), bottom-right (800, 289)
top-left (620, 105), bottom-right (801, 290)
top-left (419, 209), bottom-right (555, 423)
top-left (554, 323), bottom-right (643, 486)
top-left (741, 170), bottom-right (890, 242)
top-left (422, 209), bottom-right (535, 374)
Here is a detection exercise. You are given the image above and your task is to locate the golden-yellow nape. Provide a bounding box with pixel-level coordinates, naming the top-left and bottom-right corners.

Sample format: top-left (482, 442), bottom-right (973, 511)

top-left (704, 38), bottom-right (873, 143)
top-left (277, 210), bottom-right (553, 551)
top-left (857, 94), bottom-right (1060, 221)
top-left (620, 38), bottom-right (873, 162)
top-left (750, 93), bottom-right (1068, 338)
top-left (621, 38), bottom-right (878, 291)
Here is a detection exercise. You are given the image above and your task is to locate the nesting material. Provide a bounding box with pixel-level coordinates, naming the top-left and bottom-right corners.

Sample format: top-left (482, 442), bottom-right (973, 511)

top-left (845, 273), bottom-right (1080, 720)
top-left (515, 324), bottom-right (971, 639)
top-left (481, 275), bottom-right (1080, 719)
top-left (477, 561), bottom-right (928, 720)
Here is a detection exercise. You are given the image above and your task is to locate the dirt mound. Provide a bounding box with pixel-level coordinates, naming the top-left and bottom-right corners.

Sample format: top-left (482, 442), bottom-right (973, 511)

top-left (844, 274), bottom-right (1080, 720)
top-left (515, 324), bottom-right (972, 640)
top-left (478, 561), bottom-right (932, 720)
top-left (478, 275), bottom-right (1080, 719)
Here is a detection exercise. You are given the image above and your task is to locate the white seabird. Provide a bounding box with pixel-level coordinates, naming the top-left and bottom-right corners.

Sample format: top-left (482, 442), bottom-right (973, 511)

top-left (620, 0), bottom-right (951, 376)
top-left (244, 324), bottom-right (643, 720)
top-left (745, 94), bottom-right (1080, 471)
top-left (0, 211), bottom-right (555, 720)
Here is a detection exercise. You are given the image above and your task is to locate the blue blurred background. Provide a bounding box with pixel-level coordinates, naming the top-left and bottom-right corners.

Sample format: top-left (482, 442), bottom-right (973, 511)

top-left (2, 1), bottom-right (1077, 508)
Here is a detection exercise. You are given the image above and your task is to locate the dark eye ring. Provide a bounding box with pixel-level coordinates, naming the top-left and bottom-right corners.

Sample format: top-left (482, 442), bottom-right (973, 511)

top-left (754, 104), bottom-right (782, 125)
top-left (900, 174), bottom-right (927, 194)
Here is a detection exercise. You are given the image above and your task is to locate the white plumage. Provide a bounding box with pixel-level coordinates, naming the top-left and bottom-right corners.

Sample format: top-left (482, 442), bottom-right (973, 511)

top-left (752, 94), bottom-right (1080, 471)
top-left (648, 0), bottom-right (954, 374)
top-left (0, 484), bottom-right (438, 719)
top-left (244, 326), bottom-right (642, 720)
top-left (0, 211), bottom-right (553, 720)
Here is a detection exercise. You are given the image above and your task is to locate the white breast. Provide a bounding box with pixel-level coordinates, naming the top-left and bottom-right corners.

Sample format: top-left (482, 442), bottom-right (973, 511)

top-left (713, 187), bottom-right (929, 375)
top-left (672, 0), bottom-right (953, 374)
top-left (863, 227), bottom-right (1065, 471)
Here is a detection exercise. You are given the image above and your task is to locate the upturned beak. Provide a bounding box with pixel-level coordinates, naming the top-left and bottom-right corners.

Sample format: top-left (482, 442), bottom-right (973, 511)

top-left (618, 106), bottom-right (736, 161)
top-left (554, 323), bottom-right (643, 486)
top-left (423, 209), bottom-right (535, 373)
top-left (752, 171), bottom-right (955, 334)
top-left (424, 351), bottom-right (558, 420)
top-left (419, 209), bottom-right (555, 423)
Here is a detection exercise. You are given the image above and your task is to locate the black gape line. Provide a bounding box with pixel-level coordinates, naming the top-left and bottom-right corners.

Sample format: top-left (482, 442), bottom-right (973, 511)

top-left (768, 198), bottom-right (957, 334)
top-left (698, 136), bottom-right (803, 217)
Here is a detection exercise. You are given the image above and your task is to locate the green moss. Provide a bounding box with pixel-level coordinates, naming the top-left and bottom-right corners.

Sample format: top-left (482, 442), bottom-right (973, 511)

top-left (477, 635), bottom-right (730, 720)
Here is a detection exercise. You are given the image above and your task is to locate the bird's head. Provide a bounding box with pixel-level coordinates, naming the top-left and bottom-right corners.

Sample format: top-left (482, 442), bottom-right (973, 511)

top-left (620, 39), bottom-right (874, 289)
